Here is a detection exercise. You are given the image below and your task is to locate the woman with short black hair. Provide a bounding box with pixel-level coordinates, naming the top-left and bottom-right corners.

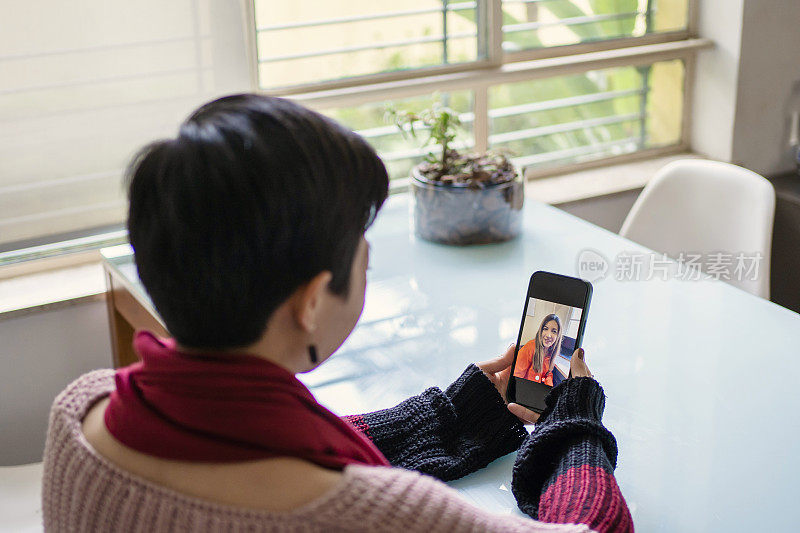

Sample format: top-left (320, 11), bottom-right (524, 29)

top-left (42, 94), bottom-right (632, 532)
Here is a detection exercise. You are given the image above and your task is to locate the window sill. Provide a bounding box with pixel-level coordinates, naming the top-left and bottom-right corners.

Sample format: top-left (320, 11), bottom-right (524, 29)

top-left (526, 151), bottom-right (703, 205)
top-left (0, 262), bottom-right (106, 321)
top-left (0, 152), bottom-right (702, 320)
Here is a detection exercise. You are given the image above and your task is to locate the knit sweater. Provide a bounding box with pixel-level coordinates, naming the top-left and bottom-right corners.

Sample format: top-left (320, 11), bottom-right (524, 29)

top-left (42, 366), bottom-right (631, 532)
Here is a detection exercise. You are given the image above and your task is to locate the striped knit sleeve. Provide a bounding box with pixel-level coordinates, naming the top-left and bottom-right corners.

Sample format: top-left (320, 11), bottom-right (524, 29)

top-left (343, 364), bottom-right (529, 481)
top-left (511, 377), bottom-right (633, 532)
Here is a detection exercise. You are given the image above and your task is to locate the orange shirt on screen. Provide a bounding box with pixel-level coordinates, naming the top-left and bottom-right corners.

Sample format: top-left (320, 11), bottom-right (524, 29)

top-left (513, 340), bottom-right (553, 386)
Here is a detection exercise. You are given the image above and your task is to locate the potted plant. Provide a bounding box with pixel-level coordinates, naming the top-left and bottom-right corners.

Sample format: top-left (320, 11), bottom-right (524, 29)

top-left (387, 99), bottom-right (524, 245)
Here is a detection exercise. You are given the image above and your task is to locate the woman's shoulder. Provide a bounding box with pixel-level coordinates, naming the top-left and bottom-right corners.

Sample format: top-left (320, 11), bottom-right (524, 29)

top-left (521, 339), bottom-right (537, 351)
top-left (519, 340), bottom-right (537, 360)
top-left (50, 368), bottom-right (116, 420)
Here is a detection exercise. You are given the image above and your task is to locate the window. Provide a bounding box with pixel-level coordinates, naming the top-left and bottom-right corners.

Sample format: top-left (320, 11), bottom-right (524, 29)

top-left (253, 0), bottom-right (703, 183)
top-left (253, 2), bottom-right (485, 89)
top-left (488, 59), bottom-right (685, 173)
top-left (502, 0), bottom-right (689, 53)
top-left (1, 1), bottom-right (704, 255)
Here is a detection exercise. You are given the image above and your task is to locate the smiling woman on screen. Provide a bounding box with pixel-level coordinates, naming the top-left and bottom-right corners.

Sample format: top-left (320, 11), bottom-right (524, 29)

top-left (514, 314), bottom-right (563, 386)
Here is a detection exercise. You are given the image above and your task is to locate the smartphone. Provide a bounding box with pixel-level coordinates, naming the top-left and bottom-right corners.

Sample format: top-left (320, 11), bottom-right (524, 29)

top-left (505, 271), bottom-right (593, 413)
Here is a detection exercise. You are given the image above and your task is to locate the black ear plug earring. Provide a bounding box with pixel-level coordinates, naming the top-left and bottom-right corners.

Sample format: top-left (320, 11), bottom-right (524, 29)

top-left (308, 345), bottom-right (318, 364)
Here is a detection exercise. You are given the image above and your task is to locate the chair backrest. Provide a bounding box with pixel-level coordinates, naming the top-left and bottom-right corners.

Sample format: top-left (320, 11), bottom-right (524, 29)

top-left (620, 159), bottom-right (775, 298)
top-left (0, 462), bottom-right (43, 532)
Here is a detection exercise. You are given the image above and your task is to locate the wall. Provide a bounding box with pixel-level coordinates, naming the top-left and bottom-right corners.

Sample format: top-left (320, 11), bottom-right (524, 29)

top-left (0, 300), bottom-right (111, 465)
top-left (731, 1), bottom-right (800, 175)
top-left (691, 0), bottom-right (800, 176)
top-left (556, 189), bottom-right (641, 234)
top-left (690, 0), bottom-right (745, 164)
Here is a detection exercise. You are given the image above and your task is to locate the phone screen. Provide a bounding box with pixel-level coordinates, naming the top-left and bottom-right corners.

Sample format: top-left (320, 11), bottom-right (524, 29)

top-left (512, 298), bottom-right (583, 387)
top-left (508, 272), bottom-right (591, 412)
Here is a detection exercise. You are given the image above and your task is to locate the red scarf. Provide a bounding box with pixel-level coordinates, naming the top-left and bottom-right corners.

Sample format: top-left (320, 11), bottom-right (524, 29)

top-left (104, 331), bottom-right (389, 469)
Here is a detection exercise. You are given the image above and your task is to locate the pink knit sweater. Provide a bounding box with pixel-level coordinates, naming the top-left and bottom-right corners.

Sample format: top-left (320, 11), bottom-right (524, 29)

top-left (42, 370), bottom-right (591, 532)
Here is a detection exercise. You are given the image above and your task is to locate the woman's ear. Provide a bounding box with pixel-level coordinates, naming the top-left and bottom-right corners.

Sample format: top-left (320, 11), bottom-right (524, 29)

top-left (293, 271), bottom-right (333, 333)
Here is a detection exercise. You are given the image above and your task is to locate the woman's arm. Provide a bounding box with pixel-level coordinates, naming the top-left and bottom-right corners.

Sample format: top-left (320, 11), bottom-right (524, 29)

top-left (326, 464), bottom-right (592, 533)
top-left (514, 341), bottom-right (535, 379)
top-left (511, 378), bottom-right (633, 533)
top-left (344, 364), bottom-right (529, 481)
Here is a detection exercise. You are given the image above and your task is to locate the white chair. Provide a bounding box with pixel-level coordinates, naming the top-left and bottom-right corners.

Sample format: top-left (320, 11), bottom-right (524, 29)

top-left (620, 159), bottom-right (775, 298)
top-left (0, 462), bottom-right (43, 533)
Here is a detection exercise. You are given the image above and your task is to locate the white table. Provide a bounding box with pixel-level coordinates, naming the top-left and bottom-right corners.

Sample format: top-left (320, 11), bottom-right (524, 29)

top-left (308, 195), bottom-right (800, 532)
top-left (103, 194), bottom-right (800, 531)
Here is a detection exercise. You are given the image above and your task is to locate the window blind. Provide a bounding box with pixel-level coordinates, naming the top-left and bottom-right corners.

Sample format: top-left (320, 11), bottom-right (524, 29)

top-left (0, 0), bottom-right (252, 250)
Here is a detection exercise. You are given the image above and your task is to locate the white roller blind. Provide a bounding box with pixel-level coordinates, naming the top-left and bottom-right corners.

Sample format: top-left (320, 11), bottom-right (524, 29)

top-left (0, 0), bottom-right (253, 249)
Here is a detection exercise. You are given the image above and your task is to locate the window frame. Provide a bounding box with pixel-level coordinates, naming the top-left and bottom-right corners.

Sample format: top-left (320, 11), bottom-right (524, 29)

top-left (247, 0), bottom-right (699, 94)
top-left (247, 0), bottom-right (704, 187)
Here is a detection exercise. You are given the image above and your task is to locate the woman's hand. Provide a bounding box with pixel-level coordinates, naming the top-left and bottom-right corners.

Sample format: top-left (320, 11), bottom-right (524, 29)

top-left (476, 344), bottom-right (515, 399)
top-left (569, 348), bottom-right (593, 378)
top-left (477, 344), bottom-right (540, 424)
top-left (478, 346), bottom-right (596, 425)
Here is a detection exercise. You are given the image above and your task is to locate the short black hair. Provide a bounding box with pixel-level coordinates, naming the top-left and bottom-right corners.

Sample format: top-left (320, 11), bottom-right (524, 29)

top-left (126, 94), bottom-right (389, 349)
